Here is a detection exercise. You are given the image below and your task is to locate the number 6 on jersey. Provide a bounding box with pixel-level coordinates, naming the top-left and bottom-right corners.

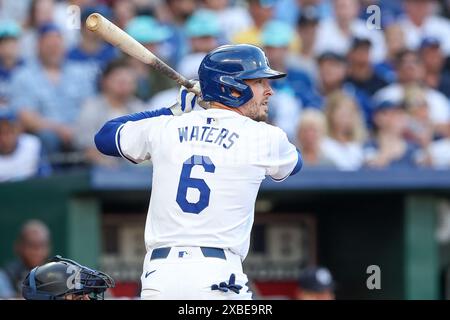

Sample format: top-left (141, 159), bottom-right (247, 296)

top-left (176, 155), bottom-right (216, 214)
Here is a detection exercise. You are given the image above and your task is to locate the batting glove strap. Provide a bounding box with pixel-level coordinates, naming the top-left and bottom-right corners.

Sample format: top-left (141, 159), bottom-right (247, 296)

top-left (171, 80), bottom-right (202, 116)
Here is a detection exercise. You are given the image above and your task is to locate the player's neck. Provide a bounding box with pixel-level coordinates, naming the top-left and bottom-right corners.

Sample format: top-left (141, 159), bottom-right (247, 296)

top-left (210, 102), bottom-right (244, 116)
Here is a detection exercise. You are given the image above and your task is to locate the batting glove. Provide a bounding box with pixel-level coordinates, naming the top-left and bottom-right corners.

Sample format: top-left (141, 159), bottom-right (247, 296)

top-left (170, 80), bottom-right (202, 116)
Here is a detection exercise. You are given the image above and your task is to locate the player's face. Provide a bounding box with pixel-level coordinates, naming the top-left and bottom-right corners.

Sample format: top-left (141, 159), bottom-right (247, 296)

top-left (242, 78), bottom-right (274, 122)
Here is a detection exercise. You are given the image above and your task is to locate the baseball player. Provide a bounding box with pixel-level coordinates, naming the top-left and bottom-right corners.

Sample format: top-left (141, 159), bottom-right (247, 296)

top-left (95, 44), bottom-right (303, 299)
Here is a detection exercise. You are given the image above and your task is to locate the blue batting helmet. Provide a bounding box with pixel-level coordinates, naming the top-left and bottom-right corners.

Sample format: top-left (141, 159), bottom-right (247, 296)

top-left (198, 44), bottom-right (286, 108)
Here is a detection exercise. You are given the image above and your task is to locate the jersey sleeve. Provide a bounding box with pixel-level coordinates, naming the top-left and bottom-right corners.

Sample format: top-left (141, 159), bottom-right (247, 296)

top-left (117, 116), bottom-right (170, 164)
top-left (264, 126), bottom-right (303, 182)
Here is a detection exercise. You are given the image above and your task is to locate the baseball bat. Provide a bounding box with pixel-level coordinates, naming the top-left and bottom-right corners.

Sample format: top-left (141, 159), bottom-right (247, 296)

top-left (85, 13), bottom-right (202, 97)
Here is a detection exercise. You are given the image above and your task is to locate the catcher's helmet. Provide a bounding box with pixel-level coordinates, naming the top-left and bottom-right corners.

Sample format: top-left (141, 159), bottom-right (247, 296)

top-left (198, 44), bottom-right (286, 108)
top-left (22, 255), bottom-right (114, 300)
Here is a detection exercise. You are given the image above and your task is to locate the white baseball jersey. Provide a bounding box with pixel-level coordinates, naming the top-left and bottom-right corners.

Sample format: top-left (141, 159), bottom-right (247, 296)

top-left (117, 108), bottom-right (300, 260)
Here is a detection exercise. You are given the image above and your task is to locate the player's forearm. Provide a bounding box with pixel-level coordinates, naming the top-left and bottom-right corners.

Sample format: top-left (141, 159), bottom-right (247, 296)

top-left (95, 107), bottom-right (173, 157)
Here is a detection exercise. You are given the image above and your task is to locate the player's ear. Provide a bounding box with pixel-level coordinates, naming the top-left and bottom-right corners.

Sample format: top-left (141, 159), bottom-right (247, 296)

top-left (231, 89), bottom-right (241, 98)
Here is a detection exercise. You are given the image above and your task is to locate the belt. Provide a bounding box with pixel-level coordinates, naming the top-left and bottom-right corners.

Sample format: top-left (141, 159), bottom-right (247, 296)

top-left (150, 247), bottom-right (226, 260)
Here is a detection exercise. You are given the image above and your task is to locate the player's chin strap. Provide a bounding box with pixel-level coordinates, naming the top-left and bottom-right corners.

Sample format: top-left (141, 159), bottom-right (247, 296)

top-left (211, 273), bottom-right (243, 294)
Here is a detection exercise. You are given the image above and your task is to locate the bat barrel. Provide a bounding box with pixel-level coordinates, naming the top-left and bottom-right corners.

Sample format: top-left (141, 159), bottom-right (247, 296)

top-left (85, 12), bottom-right (206, 105)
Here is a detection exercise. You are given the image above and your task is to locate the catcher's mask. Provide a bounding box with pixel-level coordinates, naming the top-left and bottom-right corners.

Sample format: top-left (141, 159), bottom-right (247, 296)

top-left (22, 255), bottom-right (115, 300)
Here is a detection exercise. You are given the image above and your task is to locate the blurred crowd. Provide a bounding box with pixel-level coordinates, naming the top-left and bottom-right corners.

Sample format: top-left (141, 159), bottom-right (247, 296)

top-left (1, 0), bottom-right (450, 182)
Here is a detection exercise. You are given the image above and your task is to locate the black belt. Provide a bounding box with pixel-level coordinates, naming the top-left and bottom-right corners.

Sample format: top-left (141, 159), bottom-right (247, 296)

top-left (150, 247), bottom-right (226, 260)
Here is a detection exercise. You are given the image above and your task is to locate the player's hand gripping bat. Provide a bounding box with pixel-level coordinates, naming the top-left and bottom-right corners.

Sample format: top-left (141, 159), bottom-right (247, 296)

top-left (85, 13), bottom-right (208, 109)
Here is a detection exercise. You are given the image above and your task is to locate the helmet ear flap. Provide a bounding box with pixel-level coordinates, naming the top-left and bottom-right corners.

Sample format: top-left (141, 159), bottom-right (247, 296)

top-left (219, 76), bottom-right (248, 91)
top-left (213, 76), bottom-right (253, 107)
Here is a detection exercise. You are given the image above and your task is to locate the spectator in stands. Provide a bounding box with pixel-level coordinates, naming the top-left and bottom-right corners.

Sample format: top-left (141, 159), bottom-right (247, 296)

top-left (346, 37), bottom-right (390, 97)
top-left (163, 0), bottom-right (197, 25)
top-left (0, 109), bottom-right (49, 182)
top-left (0, 0), bottom-right (33, 26)
top-left (162, 0), bottom-right (198, 66)
top-left (296, 266), bottom-right (335, 300)
top-left (306, 51), bottom-right (347, 109)
top-left (261, 21), bottom-right (298, 74)
top-left (0, 268), bottom-right (15, 298)
top-left (296, 109), bottom-right (334, 167)
top-left (260, 20), bottom-right (304, 138)
top-left (364, 100), bottom-right (419, 168)
top-left (111, 0), bottom-right (137, 30)
top-left (200, 0), bottom-right (252, 43)
top-left (420, 138), bottom-right (450, 169)
top-left (0, 21), bottom-right (24, 108)
top-left (374, 23), bottom-right (406, 84)
top-left (403, 85), bottom-right (434, 148)
top-left (314, 0), bottom-right (386, 63)
top-left (317, 52), bottom-right (347, 97)
top-left (374, 49), bottom-right (450, 138)
top-left (76, 58), bottom-right (144, 166)
top-left (20, 0), bottom-right (55, 62)
top-left (419, 37), bottom-right (450, 99)
top-left (232, 0), bottom-right (274, 46)
top-left (131, 0), bottom-right (155, 15)
top-left (322, 91), bottom-right (366, 170)
top-left (398, 0), bottom-right (450, 55)
top-left (313, 51), bottom-right (373, 122)
top-left (402, 85), bottom-right (450, 169)
top-left (178, 10), bottom-right (221, 81)
top-left (10, 23), bottom-right (95, 154)
top-left (290, 5), bottom-right (320, 82)
top-left (66, 5), bottom-right (118, 76)
top-left (274, 0), bottom-right (332, 26)
top-left (151, 10), bottom-right (222, 111)
top-left (125, 15), bottom-right (174, 101)
top-left (1, 220), bottom-right (50, 298)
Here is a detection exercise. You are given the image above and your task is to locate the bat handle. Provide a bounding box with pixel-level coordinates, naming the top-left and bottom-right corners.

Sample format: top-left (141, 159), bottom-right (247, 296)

top-left (179, 78), bottom-right (210, 109)
top-left (180, 78), bottom-right (201, 96)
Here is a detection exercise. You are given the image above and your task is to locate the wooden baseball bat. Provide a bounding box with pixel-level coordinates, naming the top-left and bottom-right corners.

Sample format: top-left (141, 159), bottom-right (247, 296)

top-left (85, 13), bottom-right (201, 97)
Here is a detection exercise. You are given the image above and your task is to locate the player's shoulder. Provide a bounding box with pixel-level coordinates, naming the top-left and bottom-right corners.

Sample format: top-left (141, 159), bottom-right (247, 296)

top-left (125, 113), bottom-right (175, 133)
top-left (252, 119), bottom-right (287, 137)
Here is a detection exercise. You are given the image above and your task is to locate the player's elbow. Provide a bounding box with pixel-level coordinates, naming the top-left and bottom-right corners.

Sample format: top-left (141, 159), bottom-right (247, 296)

top-left (290, 149), bottom-right (303, 176)
top-left (94, 129), bottom-right (106, 154)
top-left (94, 122), bottom-right (121, 157)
